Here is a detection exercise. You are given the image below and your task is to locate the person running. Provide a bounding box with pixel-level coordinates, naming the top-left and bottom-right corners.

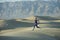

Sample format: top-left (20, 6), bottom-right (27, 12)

top-left (32, 17), bottom-right (40, 31)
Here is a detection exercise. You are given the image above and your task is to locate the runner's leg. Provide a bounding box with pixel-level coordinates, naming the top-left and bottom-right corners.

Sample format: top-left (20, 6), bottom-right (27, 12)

top-left (32, 25), bottom-right (35, 31)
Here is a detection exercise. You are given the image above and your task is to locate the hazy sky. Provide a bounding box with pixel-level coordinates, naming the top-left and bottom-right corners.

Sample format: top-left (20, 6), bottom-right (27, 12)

top-left (0, 0), bottom-right (57, 2)
top-left (0, 0), bottom-right (35, 2)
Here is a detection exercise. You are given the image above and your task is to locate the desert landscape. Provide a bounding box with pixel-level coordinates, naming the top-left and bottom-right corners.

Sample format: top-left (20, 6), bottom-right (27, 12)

top-left (0, 0), bottom-right (60, 40)
top-left (0, 16), bottom-right (60, 40)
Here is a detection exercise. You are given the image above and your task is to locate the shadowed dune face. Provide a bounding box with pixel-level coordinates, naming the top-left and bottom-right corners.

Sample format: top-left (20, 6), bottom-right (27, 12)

top-left (6, 20), bottom-right (33, 27)
top-left (0, 33), bottom-right (57, 40)
top-left (0, 19), bottom-right (34, 30)
top-left (36, 16), bottom-right (60, 21)
top-left (39, 22), bottom-right (60, 28)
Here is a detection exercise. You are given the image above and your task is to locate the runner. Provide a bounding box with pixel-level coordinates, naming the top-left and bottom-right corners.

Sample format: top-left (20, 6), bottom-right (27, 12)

top-left (32, 17), bottom-right (40, 31)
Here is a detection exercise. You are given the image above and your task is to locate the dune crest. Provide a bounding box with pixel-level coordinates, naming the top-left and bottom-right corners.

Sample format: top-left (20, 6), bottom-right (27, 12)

top-left (25, 16), bottom-right (35, 20)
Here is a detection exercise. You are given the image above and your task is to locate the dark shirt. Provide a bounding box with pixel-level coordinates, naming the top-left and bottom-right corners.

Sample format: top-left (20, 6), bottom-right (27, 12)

top-left (35, 20), bottom-right (37, 23)
top-left (34, 20), bottom-right (38, 26)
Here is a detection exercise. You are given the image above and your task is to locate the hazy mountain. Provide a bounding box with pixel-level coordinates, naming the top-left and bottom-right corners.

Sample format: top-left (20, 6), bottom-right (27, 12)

top-left (0, 0), bottom-right (60, 20)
